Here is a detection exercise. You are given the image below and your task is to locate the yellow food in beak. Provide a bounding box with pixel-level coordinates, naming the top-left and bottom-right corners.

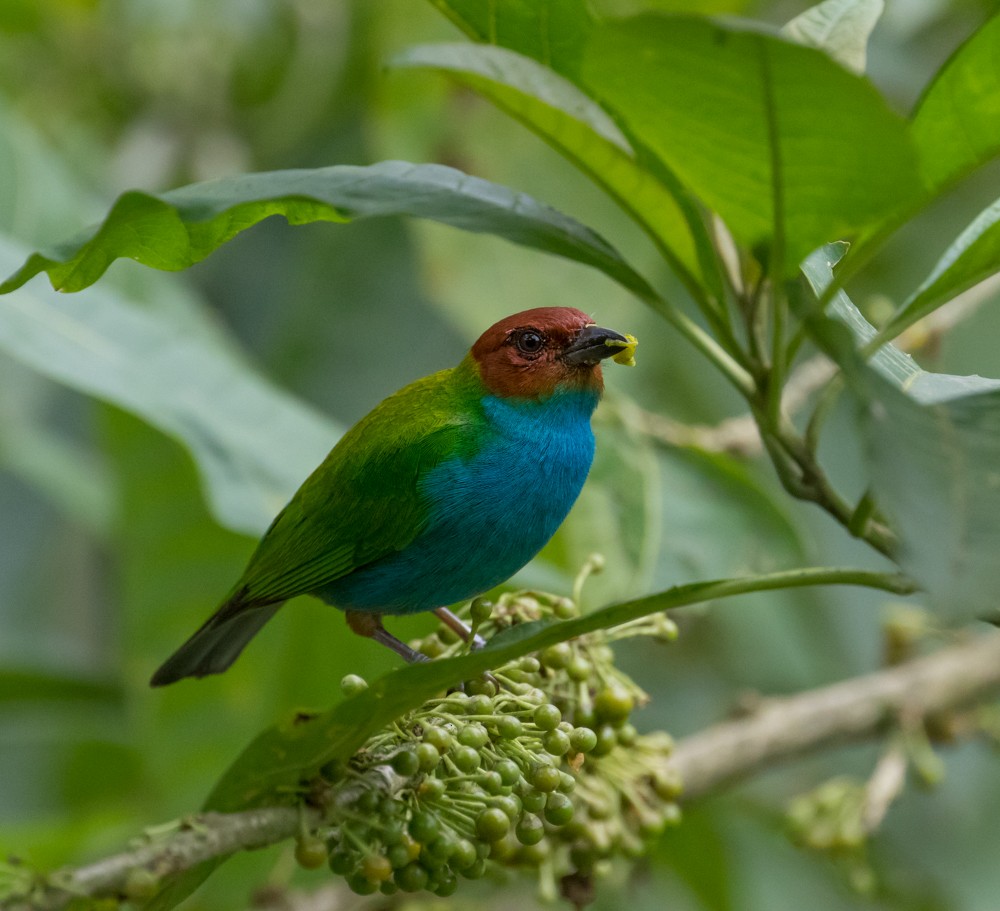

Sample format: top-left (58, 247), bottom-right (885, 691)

top-left (605, 333), bottom-right (638, 367)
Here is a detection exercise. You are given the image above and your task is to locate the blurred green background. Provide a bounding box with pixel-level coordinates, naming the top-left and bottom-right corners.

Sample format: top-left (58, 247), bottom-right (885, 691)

top-left (1, 1), bottom-right (999, 909)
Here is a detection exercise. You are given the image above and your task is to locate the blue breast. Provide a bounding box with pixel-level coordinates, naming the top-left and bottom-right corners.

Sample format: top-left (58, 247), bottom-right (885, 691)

top-left (321, 388), bottom-right (599, 614)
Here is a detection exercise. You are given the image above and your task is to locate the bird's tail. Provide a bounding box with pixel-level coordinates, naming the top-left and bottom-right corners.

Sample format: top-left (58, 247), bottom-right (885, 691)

top-left (149, 593), bottom-right (283, 687)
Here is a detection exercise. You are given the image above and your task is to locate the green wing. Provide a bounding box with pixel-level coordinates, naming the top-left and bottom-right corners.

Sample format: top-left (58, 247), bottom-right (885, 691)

top-left (232, 364), bottom-right (481, 606)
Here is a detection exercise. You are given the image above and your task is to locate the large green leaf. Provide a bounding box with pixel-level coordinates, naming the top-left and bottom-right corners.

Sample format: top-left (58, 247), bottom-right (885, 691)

top-left (874, 197), bottom-right (1000, 345)
top-left (203, 565), bottom-right (910, 813)
top-left (0, 161), bottom-right (655, 300)
top-left (911, 13), bottom-right (1000, 192)
top-left (801, 246), bottom-right (1000, 620)
top-left (801, 243), bottom-right (1000, 402)
top-left (0, 236), bottom-right (337, 535)
top-left (582, 15), bottom-right (922, 276)
top-left (391, 42), bottom-right (710, 292)
top-left (781, 0), bottom-right (884, 75)
top-left (428, 0), bottom-right (593, 75)
top-left (852, 373), bottom-right (1000, 621)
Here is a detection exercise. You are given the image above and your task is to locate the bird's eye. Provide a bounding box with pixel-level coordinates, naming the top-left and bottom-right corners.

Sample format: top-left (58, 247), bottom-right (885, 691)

top-left (513, 329), bottom-right (545, 356)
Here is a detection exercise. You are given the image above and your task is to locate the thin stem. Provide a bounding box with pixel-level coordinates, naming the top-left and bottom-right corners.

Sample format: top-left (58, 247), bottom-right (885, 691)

top-left (804, 372), bottom-right (844, 456)
top-left (640, 290), bottom-right (756, 398)
top-left (767, 279), bottom-right (789, 425)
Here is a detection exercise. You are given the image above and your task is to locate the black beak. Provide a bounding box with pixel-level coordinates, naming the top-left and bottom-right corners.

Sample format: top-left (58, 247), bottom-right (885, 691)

top-left (561, 325), bottom-right (629, 366)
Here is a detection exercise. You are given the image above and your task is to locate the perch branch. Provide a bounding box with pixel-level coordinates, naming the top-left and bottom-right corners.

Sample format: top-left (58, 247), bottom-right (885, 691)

top-left (8, 632), bottom-right (1000, 911)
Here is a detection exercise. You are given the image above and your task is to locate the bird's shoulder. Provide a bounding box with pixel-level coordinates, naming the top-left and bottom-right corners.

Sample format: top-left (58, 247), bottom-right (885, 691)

top-left (229, 362), bottom-right (487, 604)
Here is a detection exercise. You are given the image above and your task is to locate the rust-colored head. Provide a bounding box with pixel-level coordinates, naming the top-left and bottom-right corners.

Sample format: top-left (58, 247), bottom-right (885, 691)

top-left (471, 307), bottom-right (628, 400)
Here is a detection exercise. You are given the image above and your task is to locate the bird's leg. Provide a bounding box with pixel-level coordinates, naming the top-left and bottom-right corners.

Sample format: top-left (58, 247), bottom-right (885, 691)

top-left (345, 610), bottom-right (427, 664)
top-left (434, 606), bottom-right (487, 650)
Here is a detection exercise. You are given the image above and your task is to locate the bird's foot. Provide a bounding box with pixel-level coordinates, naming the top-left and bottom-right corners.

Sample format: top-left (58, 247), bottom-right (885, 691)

top-left (345, 610), bottom-right (427, 664)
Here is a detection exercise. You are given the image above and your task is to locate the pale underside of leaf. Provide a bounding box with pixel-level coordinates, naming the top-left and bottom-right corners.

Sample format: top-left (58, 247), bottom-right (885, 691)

top-left (0, 236), bottom-right (338, 535)
top-left (801, 244), bottom-right (1000, 620)
top-left (0, 161), bottom-right (656, 302)
top-left (781, 0), bottom-right (885, 74)
top-left (876, 196), bottom-right (1000, 345)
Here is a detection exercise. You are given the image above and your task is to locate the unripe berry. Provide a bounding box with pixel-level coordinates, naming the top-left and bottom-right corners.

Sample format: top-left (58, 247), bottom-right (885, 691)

top-left (418, 776), bottom-right (446, 800)
top-left (540, 642), bottom-right (572, 669)
top-left (416, 741), bottom-right (441, 772)
top-left (553, 597), bottom-right (578, 619)
top-left (419, 635), bottom-right (445, 658)
top-left (395, 862), bottom-right (430, 892)
top-left (533, 704), bottom-right (562, 731)
top-left (476, 807), bottom-right (510, 841)
top-left (433, 869), bottom-right (459, 896)
top-left (594, 685), bottom-right (634, 725)
top-left (495, 714), bottom-right (523, 739)
top-left (422, 725), bottom-right (452, 753)
top-left (460, 858), bottom-right (488, 879)
top-left (465, 676), bottom-right (497, 697)
top-left (495, 758), bottom-right (521, 786)
top-left (467, 694), bottom-right (493, 715)
top-left (515, 813), bottom-right (545, 845)
top-left (531, 764), bottom-right (562, 792)
top-left (480, 770), bottom-right (504, 794)
top-left (520, 788), bottom-right (546, 814)
top-left (491, 793), bottom-right (522, 820)
top-left (408, 810), bottom-right (441, 843)
top-left (544, 791), bottom-right (575, 826)
top-left (360, 854), bottom-right (392, 882)
top-left (570, 726), bottom-right (598, 754)
top-left (346, 872), bottom-right (378, 895)
top-left (340, 674), bottom-right (368, 697)
top-left (591, 724), bottom-right (618, 757)
top-left (543, 729), bottom-right (571, 756)
top-left (451, 838), bottom-right (478, 870)
top-left (294, 835), bottom-right (328, 869)
top-left (328, 849), bottom-right (354, 875)
top-left (391, 748), bottom-right (420, 777)
top-left (470, 597), bottom-right (494, 624)
top-left (457, 723), bottom-right (490, 748)
top-left (452, 744), bottom-right (481, 772)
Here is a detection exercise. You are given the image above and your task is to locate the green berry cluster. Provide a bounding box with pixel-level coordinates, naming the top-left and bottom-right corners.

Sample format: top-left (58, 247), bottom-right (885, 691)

top-left (787, 776), bottom-right (870, 854)
top-left (786, 777), bottom-right (878, 895)
top-left (294, 585), bottom-right (681, 901)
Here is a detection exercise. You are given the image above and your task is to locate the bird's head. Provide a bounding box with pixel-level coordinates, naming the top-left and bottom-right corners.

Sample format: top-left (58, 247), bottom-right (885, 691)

top-left (471, 307), bottom-right (634, 400)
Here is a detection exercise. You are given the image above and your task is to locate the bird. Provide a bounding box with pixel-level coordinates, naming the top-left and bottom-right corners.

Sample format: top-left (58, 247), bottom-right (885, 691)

top-left (150, 307), bottom-right (634, 686)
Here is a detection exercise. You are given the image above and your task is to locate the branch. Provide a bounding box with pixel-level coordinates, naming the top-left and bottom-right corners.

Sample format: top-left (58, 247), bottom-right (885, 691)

top-left (668, 630), bottom-right (1000, 799)
top-left (626, 284), bottom-right (990, 458)
top-left (8, 632), bottom-right (1000, 910)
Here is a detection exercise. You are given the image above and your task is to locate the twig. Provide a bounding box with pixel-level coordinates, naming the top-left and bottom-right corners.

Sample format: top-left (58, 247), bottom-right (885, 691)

top-left (667, 631), bottom-right (1000, 799)
top-left (627, 285), bottom-right (990, 458)
top-left (8, 632), bottom-right (1000, 910)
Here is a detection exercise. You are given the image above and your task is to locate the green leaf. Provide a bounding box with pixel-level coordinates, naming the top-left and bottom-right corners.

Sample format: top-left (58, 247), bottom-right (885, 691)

top-left (583, 15), bottom-right (922, 276)
top-left (427, 0), bottom-right (594, 75)
top-left (0, 236), bottom-right (338, 535)
top-left (204, 565), bottom-right (912, 813)
top-left (800, 246), bottom-right (1000, 620)
top-left (875, 197), bottom-right (1000, 345)
top-left (781, 0), bottom-right (884, 74)
top-left (0, 361), bottom-right (114, 535)
top-left (392, 42), bottom-right (709, 292)
top-left (1, 161), bottom-right (656, 301)
top-left (853, 373), bottom-right (1000, 621)
top-left (801, 243), bottom-right (1000, 402)
top-left (911, 13), bottom-right (1000, 192)
top-left (0, 668), bottom-right (120, 705)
